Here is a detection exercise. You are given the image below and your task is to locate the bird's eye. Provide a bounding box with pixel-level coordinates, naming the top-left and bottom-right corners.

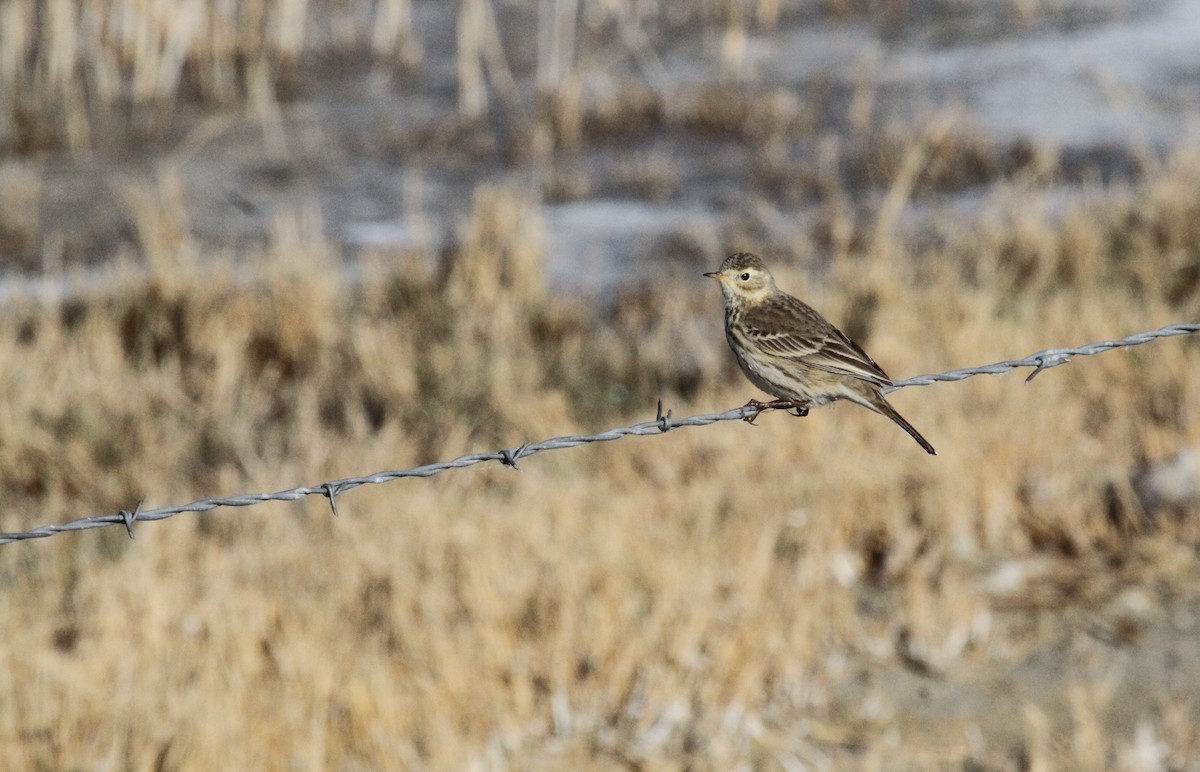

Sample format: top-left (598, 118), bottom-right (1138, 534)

top-left (740, 272), bottom-right (750, 281)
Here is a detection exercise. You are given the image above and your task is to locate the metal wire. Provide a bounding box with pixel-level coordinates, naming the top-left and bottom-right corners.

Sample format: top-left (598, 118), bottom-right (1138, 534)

top-left (2, 322), bottom-right (1196, 546)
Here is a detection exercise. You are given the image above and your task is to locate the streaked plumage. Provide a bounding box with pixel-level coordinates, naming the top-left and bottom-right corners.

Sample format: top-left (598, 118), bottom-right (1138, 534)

top-left (705, 252), bottom-right (936, 455)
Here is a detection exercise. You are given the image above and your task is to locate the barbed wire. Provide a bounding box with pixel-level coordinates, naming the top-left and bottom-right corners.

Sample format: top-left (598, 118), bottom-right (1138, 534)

top-left (2, 322), bottom-right (1196, 546)
top-left (886, 322), bottom-right (1200, 390)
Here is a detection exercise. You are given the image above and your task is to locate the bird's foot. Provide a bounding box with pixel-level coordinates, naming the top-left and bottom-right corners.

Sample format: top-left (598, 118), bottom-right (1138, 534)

top-left (741, 399), bottom-right (809, 424)
top-left (742, 399), bottom-right (770, 424)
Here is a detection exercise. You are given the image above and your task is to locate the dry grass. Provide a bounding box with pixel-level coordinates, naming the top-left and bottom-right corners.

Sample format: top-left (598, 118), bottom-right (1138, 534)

top-left (0, 0), bottom-right (728, 152)
top-left (3, 1), bottom-right (1200, 769)
top-left (0, 0), bottom-right (422, 152)
top-left (0, 142), bottom-right (1198, 767)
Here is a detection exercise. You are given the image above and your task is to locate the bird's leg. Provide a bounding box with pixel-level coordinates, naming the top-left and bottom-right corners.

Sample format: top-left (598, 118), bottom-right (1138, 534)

top-left (761, 399), bottom-right (809, 416)
top-left (742, 399), bottom-right (809, 423)
top-left (777, 400), bottom-right (809, 418)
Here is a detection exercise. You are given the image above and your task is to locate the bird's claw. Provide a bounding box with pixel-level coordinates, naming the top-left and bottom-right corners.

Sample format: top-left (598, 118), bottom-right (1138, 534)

top-left (742, 399), bottom-right (768, 424)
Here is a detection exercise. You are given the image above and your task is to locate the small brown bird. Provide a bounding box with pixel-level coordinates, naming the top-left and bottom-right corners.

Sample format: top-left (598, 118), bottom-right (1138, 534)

top-left (705, 252), bottom-right (936, 455)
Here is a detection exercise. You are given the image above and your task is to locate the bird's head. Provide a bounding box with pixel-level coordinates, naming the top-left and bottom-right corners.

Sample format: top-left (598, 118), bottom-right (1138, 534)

top-left (704, 252), bottom-right (776, 305)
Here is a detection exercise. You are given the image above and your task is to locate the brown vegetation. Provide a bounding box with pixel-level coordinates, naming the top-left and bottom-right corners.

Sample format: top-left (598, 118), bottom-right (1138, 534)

top-left (0, 151), bottom-right (1197, 766)
top-left (1, 1), bottom-right (1199, 769)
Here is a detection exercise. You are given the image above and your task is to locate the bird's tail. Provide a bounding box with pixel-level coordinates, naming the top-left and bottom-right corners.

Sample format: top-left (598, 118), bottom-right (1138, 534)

top-left (864, 390), bottom-right (937, 455)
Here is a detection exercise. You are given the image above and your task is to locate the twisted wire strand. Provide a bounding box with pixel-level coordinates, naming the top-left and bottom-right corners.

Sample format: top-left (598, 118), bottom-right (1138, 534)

top-left (887, 322), bottom-right (1200, 390)
top-left (2, 322), bottom-right (1196, 546)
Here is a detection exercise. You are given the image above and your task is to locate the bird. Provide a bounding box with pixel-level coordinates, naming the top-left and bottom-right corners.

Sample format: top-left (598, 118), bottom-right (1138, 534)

top-left (705, 252), bottom-right (936, 455)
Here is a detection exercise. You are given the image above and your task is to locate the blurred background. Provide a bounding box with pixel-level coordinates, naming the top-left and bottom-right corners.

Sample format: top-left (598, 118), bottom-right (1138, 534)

top-left (5, 0), bottom-right (1199, 295)
top-left (1, 0), bottom-right (1200, 768)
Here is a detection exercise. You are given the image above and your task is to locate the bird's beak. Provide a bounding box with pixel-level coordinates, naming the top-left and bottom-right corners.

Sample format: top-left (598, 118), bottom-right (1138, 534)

top-left (703, 271), bottom-right (720, 279)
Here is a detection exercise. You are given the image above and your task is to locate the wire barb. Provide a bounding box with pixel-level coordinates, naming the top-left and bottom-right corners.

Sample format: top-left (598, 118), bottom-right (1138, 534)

top-left (656, 400), bottom-right (674, 432)
top-left (0, 322), bottom-right (1196, 547)
top-left (322, 482), bottom-right (344, 518)
top-left (118, 499), bottom-right (143, 539)
top-left (499, 443), bottom-right (530, 470)
top-left (1025, 352), bottom-right (1071, 382)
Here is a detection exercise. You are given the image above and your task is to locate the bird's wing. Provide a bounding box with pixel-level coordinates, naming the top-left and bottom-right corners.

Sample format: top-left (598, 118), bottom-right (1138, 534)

top-left (742, 302), bottom-right (893, 387)
top-left (806, 328), bottom-right (893, 386)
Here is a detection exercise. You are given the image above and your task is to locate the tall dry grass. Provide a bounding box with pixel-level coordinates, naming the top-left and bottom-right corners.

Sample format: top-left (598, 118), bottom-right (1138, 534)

top-left (0, 0), bottom-right (422, 152)
top-left (0, 143), bottom-right (1198, 766)
top-left (0, 0), bottom-right (730, 152)
top-left (0, 0), bottom-right (1051, 155)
